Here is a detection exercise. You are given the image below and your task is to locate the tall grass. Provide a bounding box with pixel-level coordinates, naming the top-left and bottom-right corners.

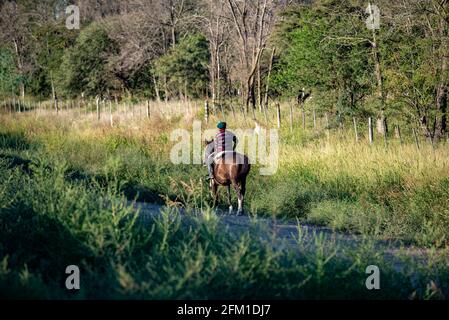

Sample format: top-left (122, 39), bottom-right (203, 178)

top-left (1, 104), bottom-right (449, 299)
top-left (1, 105), bottom-right (449, 247)
top-left (0, 158), bottom-right (448, 299)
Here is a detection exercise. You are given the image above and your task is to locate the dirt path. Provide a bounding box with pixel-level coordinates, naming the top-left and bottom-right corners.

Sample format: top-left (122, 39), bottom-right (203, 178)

top-left (130, 201), bottom-right (433, 271)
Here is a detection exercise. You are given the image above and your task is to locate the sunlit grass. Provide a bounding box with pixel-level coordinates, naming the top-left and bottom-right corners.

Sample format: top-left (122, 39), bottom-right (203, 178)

top-left (1, 102), bottom-right (449, 299)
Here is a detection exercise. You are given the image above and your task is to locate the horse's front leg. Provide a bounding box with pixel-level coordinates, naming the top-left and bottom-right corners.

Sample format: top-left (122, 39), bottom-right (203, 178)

top-left (238, 179), bottom-right (247, 215)
top-left (232, 181), bottom-right (244, 215)
top-left (227, 185), bottom-right (233, 214)
top-left (211, 182), bottom-right (219, 210)
top-left (237, 192), bottom-right (243, 215)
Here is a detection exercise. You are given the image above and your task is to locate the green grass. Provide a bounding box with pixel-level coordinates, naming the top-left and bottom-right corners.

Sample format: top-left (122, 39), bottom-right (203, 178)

top-left (1, 107), bottom-right (449, 299)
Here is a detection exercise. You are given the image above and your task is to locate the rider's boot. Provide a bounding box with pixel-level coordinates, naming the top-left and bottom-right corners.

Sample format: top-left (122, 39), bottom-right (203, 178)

top-left (206, 164), bottom-right (214, 181)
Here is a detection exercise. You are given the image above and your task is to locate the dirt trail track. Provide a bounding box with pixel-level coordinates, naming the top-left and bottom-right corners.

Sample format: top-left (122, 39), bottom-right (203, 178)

top-left (131, 202), bottom-right (433, 271)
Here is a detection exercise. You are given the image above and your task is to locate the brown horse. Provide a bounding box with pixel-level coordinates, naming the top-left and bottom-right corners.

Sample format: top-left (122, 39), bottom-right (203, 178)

top-left (204, 141), bottom-right (251, 215)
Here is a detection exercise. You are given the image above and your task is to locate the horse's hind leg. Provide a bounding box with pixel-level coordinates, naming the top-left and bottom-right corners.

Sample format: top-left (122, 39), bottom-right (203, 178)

top-left (211, 182), bottom-right (219, 210)
top-left (227, 185), bottom-right (233, 214)
top-left (239, 179), bottom-right (247, 215)
top-left (232, 180), bottom-right (245, 215)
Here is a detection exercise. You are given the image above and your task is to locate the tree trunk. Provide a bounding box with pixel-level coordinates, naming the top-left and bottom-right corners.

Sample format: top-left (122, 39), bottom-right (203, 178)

top-left (13, 39), bottom-right (25, 99)
top-left (369, 4), bottom-right (384, 105)
top-left (19, 83), bottom-right (25, 99)
top-left (217, 48), bottom-right (221, 105)
top-left (371, 26), bottom-right (388, 138)
top-left (153, 75), bottom-right (161, 103)
top-left (434, 18), bottom-right (448, 142)
top-left (50, 72), bottom-right (56, 108)
top-left (257, 60), bottom-right (262, 112)
top-left (210, 57), bottom-right (216, 108)
top-left (263, 47), bottom-right (275, 110)
top-left (435, 85), bottom-right (448, 141)
top-left (163, 76), bottom-right (169, 102)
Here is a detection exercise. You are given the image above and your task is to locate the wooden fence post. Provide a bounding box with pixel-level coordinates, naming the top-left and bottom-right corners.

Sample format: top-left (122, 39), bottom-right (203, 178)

top-left (132, 101), bottom-right (135, 118)
top-left (412, 127), bottom-right (420, 150)
top-left (96, 97), bottom-right (100, 121)
top-left (313, 110), bottom-right (317, 129)
top-left (302, 110), bottom-right (306, 130)
top-left (368, 117), bottom-right (374, 144)
top-left (325, 112), bottom-right (330, 141)
top-left (263, 105), bottom-right (268, 125)
top-left (353, 117), bottom-right (359, 142)
top-left (103, 99), bottom-right (106, 121)
top-left (396, 124), bottom-right (403, 145)
top-left (146, 100), bottom-right (150, 119)
top-left (109, 100), bottom-right (113, 127)
top-left (230, 104), bottom-right (236, 122)
top-left (276, 103), bottom-right (281, 129)
top-left (289, 104), bottom-right (294, 132)
top-left (220, 104), bottom-right (226, 120)
top-left (205, 100), bottom-right (209, 123)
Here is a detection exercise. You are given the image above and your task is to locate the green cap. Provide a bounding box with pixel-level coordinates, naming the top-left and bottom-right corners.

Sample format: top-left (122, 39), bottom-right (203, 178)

top-left (217, 122), bottom-right (227, 129)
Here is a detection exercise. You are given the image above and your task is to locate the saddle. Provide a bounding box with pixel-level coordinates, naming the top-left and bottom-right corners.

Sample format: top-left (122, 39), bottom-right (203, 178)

top-left (213, 151), bottom-right (238, 164)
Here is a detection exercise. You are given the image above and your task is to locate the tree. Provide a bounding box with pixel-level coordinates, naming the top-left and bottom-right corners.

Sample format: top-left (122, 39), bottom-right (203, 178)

top-left (0, 1), bottom-right (33, 98)
top-left (0, 48), bottom-right (20, 98)
top-left (58, 23), bottom-right (119, 97)
top-left (272, 2), bottom-right (373, 118)
top-left (202, 0), bottom-right (229, 106)
top-left (29, 21), bottom-right (77, 99)
top-left (382, 0), bottom-right (448, 140)
top-left (224, 0), bottom-right (278, 112)
top-left (154, 33), bottom-right (210, 99)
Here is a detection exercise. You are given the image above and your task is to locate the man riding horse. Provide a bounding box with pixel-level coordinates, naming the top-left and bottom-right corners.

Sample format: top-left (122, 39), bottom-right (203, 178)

top-left (205, 122), bottom-right (238, 181)
top-left (204, 122), bottom-right (250, 215)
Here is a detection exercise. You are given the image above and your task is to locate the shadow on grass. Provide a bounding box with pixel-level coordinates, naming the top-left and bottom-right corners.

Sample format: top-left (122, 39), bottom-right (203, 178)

top-left (65, 168), bottom-right (164, 204)
top-left (0, 131), bottom-right (31, 151)
top-left (0, 204), bottom-right (93, 299)
top-left (0, 154), bottom-right (33, 174)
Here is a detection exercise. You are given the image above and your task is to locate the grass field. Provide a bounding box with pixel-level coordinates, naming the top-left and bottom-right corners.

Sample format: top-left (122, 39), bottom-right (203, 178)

top-left (1, 102), bottom-right (448, 299)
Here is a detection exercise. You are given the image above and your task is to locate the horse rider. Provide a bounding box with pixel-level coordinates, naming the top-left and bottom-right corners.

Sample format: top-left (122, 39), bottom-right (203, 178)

top-left (205, 121), bottom-right (238, 181)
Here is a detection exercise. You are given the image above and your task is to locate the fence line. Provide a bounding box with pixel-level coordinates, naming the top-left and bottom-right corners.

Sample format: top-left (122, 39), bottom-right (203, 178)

top-left (1, 98), bottom-right (446, 148)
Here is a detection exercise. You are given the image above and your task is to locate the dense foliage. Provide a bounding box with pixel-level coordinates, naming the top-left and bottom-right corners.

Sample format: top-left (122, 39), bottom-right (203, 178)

top-left (0, 0), bottom-right (447, 140)
top-left (1, 112), bottom-right (448, 299)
